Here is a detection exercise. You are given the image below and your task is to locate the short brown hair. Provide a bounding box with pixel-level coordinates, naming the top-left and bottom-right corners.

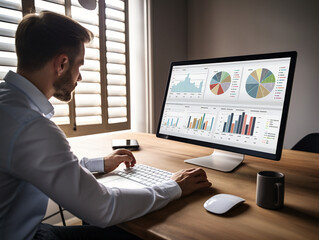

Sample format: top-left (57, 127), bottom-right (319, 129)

top-left (15, 11), bottom-right (93, 71)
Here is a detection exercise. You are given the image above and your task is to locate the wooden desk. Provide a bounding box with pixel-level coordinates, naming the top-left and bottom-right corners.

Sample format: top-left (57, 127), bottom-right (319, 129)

top-left (68, 132), bottom-right (319, 240)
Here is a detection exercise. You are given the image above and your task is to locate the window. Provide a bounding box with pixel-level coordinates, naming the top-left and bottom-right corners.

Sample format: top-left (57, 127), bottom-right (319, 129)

top-left (0, 0), bottom-right (22, 83)
top-left (0, 0), bottom-right (130, 136)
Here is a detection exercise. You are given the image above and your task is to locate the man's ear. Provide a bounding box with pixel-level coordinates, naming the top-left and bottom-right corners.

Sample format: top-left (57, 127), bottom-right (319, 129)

top-left (54, 54), bottom-right (69, 76)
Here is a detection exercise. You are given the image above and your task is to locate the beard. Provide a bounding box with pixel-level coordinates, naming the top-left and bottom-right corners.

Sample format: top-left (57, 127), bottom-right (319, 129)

top-left (53, 68), bottom-right (76, 102)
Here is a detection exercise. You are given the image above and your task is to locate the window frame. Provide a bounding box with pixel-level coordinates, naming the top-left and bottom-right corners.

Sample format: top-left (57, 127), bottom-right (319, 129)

top-left (20, 0), bottom-right (131, 137)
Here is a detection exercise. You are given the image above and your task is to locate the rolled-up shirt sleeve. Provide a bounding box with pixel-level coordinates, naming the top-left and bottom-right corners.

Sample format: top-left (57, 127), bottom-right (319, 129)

top-left (80, 157), bottom-right (104, 173)
top-left (10, 117), bottom-right (182, 227)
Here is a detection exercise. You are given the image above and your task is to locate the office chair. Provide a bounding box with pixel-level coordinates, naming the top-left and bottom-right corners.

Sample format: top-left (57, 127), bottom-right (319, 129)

top-left (59, 205), bottom-right (66, 226)
top-left (291, 133), bottom-right (319, 154)
top-left (41, 205), bottom-right (66, 226)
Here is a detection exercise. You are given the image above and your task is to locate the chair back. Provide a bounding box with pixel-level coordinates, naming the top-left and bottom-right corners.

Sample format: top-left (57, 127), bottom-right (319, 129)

top-left (292, 133), bottom-right (319, 154)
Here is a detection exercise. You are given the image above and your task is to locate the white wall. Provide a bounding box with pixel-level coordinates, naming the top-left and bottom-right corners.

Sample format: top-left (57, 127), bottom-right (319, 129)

top-left (187, 0), bottom-right (319, 148)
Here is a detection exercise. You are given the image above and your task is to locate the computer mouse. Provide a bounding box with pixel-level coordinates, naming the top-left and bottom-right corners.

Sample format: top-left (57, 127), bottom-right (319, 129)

top-left (204, 194), bottom-right (245, 214)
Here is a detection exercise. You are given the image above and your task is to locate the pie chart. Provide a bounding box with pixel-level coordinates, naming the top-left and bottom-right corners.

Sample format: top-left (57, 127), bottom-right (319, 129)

top-left (210, 71), bottom-right (231, 95)
top-left (246, 68), bottom-right (275, 99)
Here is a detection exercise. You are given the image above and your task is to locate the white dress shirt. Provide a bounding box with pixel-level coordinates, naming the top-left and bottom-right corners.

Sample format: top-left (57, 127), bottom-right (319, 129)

top-left (0, 71), bottom-right (182, 240)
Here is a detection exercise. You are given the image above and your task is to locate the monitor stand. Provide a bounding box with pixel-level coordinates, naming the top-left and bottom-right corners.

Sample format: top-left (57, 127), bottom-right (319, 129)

top-left (184, 150), bottom-right (244, 172)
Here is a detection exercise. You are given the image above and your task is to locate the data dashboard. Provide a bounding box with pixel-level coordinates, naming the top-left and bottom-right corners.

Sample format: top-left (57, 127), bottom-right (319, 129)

top-left (159, 57), bottom-right (292, 154)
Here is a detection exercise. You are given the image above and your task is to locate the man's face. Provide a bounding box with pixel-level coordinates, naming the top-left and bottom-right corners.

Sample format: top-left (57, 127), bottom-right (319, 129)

top-left (53, 45), bottom-right (85, 102)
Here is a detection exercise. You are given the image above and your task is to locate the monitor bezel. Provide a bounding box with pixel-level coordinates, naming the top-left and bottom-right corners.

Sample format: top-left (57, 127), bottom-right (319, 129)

top-left (156, 51), bottom-right (297, 161)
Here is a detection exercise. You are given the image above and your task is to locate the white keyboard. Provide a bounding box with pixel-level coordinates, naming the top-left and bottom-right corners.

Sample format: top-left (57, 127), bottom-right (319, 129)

top-left (115, 164), bottom-right (173, 187)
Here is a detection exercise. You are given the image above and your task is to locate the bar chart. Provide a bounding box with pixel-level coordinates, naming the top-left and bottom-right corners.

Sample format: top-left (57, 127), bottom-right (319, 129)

top-left (163, 117), bottom-right (180, 128)
top-left (222, 112), bottom-right (256, 136)
top-left (186, 113), bottom-right (215, 131)
top-left (161, 108), bottom-right (184, 130)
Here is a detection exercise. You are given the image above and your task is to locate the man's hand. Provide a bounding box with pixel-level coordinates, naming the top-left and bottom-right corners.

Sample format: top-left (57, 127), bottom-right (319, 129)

top-left (103, 149), bottom-right (136, 173)
top-left (171, 168), bottom-right (212, 197)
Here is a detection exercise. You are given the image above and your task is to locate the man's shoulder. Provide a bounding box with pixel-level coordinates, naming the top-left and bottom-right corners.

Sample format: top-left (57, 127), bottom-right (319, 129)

top-left (0, 82), bottom-right (31, 108)
top-left (0, 102), bottom-right (43, 127)
top-left (0, 93), bottom-right (53, 148)
top-left (0, 84), bottom-right (43, 123)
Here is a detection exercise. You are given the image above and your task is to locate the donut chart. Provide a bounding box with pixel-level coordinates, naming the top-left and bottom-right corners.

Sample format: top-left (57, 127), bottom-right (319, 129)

top-left (210, 71), bottom-right (231, 95)
top-left (246, 68), bottom-right (275, 99)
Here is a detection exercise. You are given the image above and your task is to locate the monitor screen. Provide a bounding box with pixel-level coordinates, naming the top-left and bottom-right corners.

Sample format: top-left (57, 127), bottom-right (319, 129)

top-left (156, 52), bottom-right (297, 172)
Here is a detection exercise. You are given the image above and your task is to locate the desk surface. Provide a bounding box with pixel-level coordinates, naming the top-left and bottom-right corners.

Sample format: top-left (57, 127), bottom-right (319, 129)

top-left (68, 132), bottom-right (319, 240)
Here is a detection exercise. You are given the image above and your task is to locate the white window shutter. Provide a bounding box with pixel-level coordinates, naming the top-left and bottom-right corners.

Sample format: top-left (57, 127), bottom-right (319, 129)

top-left (35, 0), bottom-right (70, 125)
top-left (105, 0), bottom-right (128, 124)
top-left (0, 0), bottom-right (22, 82)
top-left (71, 0), bottom-right (102, 126)
top-left (1, 0), bottom-right (130, 136)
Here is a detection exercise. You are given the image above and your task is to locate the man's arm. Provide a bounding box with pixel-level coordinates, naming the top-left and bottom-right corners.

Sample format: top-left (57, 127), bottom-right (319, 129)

top-left (171, 168), bottom-right (212, 197)
top-left (79, 149), bottom-right (136, 173)
top-left (79, 149), bottom-right (212, 197)
top-left (10, 118), bottom-right (211, 227)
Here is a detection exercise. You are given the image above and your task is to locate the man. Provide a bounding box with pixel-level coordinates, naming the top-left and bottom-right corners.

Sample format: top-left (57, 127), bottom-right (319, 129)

top-left (0, 11), bottom-right (212, 239)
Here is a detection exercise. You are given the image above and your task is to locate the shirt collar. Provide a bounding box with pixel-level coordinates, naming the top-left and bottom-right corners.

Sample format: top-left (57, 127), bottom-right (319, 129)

top-left (4, 71), bottom-right (54, 119)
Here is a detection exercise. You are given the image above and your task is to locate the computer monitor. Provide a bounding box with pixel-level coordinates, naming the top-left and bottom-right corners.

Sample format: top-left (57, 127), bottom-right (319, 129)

top-left (156, 51), bottom-right (297, 172)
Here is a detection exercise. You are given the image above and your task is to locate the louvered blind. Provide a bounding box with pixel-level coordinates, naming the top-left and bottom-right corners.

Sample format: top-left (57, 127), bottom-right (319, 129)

top-left (35, 0), bottom-right (102, 126)
top-left (105, 0), bottom-right (127, 124)
top-left (35, 0), bottom-right (70, 125)
top-left (71, 0), bottom-right (102, 126)
top-left (1, 0), bottom-right (130, 136)
top-left (0, 0), bottom-right (22, 83)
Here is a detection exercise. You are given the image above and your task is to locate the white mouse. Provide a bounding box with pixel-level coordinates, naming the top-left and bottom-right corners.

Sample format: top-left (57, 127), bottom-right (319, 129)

top-left (204, 194), bottom-right (245, 214)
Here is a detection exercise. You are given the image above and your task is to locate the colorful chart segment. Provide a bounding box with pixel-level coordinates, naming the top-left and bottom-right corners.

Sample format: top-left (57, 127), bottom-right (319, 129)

top-left (246, 68), bottom-right (275, 99)
top-left (223, 112), bottom-right (256, 136)
top-left (187, 113), bottom-right (214, 131)
top-left (210, 71), bottom-right (231, 95)
top-left (163, 117), bottom-right (180, 127)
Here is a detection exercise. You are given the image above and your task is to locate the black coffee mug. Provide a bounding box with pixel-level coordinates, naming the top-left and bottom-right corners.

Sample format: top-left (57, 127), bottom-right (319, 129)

top-left (256, 171), bottom-right (285, 209)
